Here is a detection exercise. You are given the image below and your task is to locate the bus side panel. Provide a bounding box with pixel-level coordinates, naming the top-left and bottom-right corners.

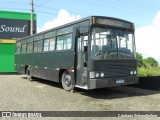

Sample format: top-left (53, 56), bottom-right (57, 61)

top-left (48, 69), bottom-right (59, 82)
top-left (29, 52), bottom-right (59, 82)
top-left (15, 51), bottom-right (74, 84)
top-left (16, 50), bottom-right (74, 82)
top-left (15, 54), bottom-right (26, 74)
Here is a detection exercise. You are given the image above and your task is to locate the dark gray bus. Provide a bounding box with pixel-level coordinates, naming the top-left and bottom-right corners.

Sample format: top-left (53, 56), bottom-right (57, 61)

top-left (15, 16), bottom-right (139, 91)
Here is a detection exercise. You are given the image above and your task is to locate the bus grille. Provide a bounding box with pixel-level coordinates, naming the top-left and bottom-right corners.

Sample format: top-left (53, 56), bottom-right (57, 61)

top-left (94, 60), bottom-right (136, 77)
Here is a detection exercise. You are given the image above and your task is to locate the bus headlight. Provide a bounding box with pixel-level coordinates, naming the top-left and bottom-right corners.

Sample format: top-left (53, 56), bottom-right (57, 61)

top-left (90, 72), bottom-right (95, 79)
top-left (89, 72), bottom-right (102, 78)
top-left (134, 70), bottom-right (137, 75)
top-left (100, 72), bottom-right (104, 77)
top-left (95, 73), bottom-right (99, 78)
top-left (130, 71), bottom-right (133, 75)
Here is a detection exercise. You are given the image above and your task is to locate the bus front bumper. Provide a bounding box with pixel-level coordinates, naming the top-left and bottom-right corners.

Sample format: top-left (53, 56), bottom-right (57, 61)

top-left (88, 76), bottom-right (139, 89)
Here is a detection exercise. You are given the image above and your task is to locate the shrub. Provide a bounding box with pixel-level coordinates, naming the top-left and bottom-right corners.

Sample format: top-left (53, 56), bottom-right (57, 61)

top-left (138, 63), bottom-right (160, 77)
top-left (138, 67), bottom-right (147, 77)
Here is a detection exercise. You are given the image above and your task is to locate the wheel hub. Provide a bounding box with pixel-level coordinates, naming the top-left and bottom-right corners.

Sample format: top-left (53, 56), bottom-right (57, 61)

top-left (65, 75), bottom-right (71, 87)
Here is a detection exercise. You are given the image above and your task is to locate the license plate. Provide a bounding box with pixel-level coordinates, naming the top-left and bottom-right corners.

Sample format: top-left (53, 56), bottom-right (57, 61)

top-left (116, 79), bottom-right (124, 84)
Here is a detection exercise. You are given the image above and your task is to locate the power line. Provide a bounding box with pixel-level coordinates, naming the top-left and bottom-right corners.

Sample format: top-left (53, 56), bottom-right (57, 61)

top-left (100, 0), bottom-right (159, 10)
top-left (74, 0), bottom-right (156, 17)
top-left (77, 0), bottom-right (158, 15)
top-left (0, 0), bottom-right (156, 28)
top-left (0, 7), bottom-right (29, 12)
top-left (0, 0), bottom-right (158, 18)
top-left (0, 1), bottom-right (27, 4)
top-left (98, 0), bottom-right (159, 13)
top-left (34, 4), bottom-right (89, 16)
top-left (35, 10), bottom-right (58, 15)
top-left (37, 0), bottom-right (51, 6)
top-left (34, 4), bottom-right (59, 11)
top-left (0, 1), bottom-right (88, 16)
top-left (71, 0), bottom-right (157, 27)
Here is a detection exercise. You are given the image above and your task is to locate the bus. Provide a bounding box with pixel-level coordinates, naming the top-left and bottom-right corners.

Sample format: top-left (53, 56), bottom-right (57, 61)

top-left (15, 16), bottom-right (139, 91)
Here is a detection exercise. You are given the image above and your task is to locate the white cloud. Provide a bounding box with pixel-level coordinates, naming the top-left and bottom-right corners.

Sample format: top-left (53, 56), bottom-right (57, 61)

top-left (38, 9), bottom-right (81, 32)
top-left (135, 11), bottom-right (160, 62)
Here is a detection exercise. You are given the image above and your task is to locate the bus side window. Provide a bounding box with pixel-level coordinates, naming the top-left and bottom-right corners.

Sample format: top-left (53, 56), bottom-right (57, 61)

top-left (56, 33), bottom-right (72, 50)
top-left (21, 43), bottom-right (27, 53)
top-left (34, 40), bottom-right (43, 52)
top-left (49, 38), bottom-right (55, 51)
top-left (33, 41), bottom-right (37, 52)
top-left (64, 34), bottom-right (72, 50)
top-left (56, 36), bottom-right (64, 50)
top-left (38, 40), bottom-right (43, 52)
top-left (27, 42), bottom-right (33, 53)
top-left (16, 42), bottom-right (21, 54)
top-left (43, 39), bottom-right (49, 51)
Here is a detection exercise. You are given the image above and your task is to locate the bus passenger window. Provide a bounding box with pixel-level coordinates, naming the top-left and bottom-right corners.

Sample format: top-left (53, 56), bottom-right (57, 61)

top-left (34, 40), bottom-right (43, 52)
top-left (27, 42), bottom-right (33, 53)
top-left (37, 40), bottom-right (43, 52)
top-left (21, 44), bottom-right (27, 53)
top-left (49, 38), bottom-right (55, 51)
top-left (33, 41), bottom-right (38, 52)
top-left (65, 34), bottom-right (72, 50)
top-left (16, 42), bottom-right (21, 54)
top-left (56, 34), bottom-right (72, 50)
top-left (43, 39), bottom-right (49, 51)
top-left (56, 36), bottom-right (64, 50)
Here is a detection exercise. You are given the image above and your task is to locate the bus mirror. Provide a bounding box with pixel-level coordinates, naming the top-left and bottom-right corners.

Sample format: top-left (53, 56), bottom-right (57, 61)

top-left (76, 29), bottom-right (80, 38)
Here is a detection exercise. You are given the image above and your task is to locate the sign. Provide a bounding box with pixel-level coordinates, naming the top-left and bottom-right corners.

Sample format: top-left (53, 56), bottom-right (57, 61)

top-left (0, 25), bottom-right (27, 33)
top-left (0, 18), bottom-right (36, 39)
top-left (95, 17), bottom-right (133, 29)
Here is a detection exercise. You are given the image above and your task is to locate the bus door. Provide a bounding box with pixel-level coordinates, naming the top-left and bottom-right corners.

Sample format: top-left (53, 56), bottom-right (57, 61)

top-left (76, 34), bottom-right (88, 86)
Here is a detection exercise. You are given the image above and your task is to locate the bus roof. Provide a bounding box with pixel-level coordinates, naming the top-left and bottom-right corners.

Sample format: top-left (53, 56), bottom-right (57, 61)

top-left (17, 16), bottom-right (133, 41)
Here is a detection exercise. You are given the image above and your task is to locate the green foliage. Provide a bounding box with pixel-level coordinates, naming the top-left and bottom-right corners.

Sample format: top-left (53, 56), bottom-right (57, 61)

top-left (138, 63), bottom-right (160, 77)
top-left (136, 52), bottom-right (144, 67)
top-left (143, 57), bottom-right (158, 67)
top-left (136, 52), bottom-right (160, 77)
top-left (138, 67), bottom-right (147, 77)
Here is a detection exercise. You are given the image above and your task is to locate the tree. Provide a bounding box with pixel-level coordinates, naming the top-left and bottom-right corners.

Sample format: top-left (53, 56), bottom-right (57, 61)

top-left (136, 52), bottom-right (160, 77)
top-left (143, 57), bottom-right (158, 67)
top-left (136, 52), bottom-right (144, 67)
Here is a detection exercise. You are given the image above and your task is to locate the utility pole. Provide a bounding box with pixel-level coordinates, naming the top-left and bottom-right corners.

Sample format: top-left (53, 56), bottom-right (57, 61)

top-left (30, 0), bottom-right (34, 35)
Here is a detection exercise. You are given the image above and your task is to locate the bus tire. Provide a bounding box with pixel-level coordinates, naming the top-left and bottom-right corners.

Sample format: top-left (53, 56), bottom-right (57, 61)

top-left (26, 67), bottom-right (32, 81)
top-left (61, 71), bottom-right (75, 91)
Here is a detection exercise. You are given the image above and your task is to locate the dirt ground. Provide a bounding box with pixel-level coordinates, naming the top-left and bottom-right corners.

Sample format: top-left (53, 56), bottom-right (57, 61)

top-left (0, 75), bottom-right (160, 120)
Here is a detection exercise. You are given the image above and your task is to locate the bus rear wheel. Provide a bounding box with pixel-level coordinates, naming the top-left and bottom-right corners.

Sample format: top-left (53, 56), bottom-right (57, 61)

top-left (61, 71), bottom-right (75, 91)
top-left (26, 67), bottom-right (32, 80)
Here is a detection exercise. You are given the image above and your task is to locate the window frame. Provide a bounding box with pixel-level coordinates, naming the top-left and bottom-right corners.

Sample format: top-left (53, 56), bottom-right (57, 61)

top-left (27, 42), bottom-right (33, 53)
top-left (56, 33), bottom-right (72, 51)
top-left (33, 40), bottom-right (43, 53)
top-left (21, 43), bottom-right (27, 53)
top-left (16, 41), bottom-right (21, 54)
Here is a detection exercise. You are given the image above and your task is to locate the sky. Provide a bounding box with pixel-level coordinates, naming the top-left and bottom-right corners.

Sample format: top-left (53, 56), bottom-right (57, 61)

top-left (0, 0), bottom-right (160, 62)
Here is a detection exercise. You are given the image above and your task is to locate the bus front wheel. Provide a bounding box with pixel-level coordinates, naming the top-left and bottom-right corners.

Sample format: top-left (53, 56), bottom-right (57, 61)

top-left (61, 71), bottom-right (75, 91)
top-left (26, 67), bottom-right (32, 81)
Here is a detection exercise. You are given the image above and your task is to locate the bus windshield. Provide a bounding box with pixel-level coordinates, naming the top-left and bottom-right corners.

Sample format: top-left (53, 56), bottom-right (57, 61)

top-left (91, 27), bottom-right (135, 60)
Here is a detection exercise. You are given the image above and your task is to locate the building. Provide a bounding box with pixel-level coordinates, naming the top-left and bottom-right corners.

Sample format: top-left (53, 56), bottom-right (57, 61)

top-left (0, 11), bottom-right (36, 73)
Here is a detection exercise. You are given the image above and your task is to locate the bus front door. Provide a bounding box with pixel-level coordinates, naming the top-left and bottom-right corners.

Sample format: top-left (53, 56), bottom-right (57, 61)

top-left (76, 35), bottom-right (88, 87)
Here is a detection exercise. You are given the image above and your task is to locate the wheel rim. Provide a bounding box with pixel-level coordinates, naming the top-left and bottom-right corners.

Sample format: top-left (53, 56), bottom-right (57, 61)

top-left (64, 75), bottom-right (72, 87)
